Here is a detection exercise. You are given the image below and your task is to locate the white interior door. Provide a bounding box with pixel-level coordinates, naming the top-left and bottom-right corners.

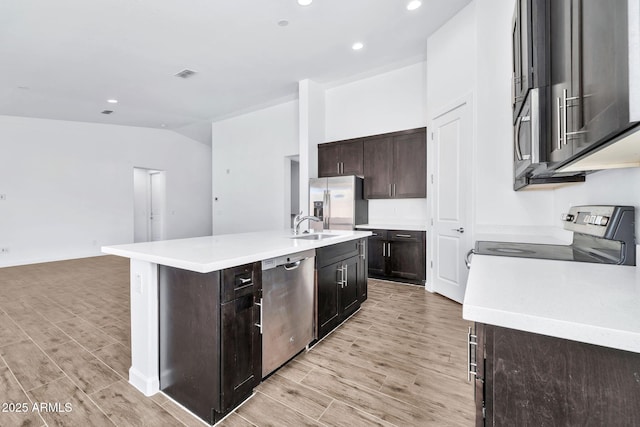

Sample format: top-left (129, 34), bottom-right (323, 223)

top-left (149, 171), bottom-right (165, 241)
top-left (431, 100), bottom-right (472, 303)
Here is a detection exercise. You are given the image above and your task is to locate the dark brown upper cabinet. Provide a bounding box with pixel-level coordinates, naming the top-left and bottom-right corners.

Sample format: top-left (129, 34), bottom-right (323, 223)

top-left (546, 0), bottom-right (640, 171)
top-left (363, 127), bottom-right (426, 199)
top-left (318, 139), bottom-right (364, 177)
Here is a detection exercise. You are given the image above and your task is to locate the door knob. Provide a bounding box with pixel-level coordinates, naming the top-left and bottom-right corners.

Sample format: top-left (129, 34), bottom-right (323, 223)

top-left (452, 227), bottom-right (464, 233)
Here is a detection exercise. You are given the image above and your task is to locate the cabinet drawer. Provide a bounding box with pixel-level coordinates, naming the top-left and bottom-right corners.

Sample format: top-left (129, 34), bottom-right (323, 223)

top-left (222, 262), bottom-right (261, 303)
top-left (388, 230), bottom-right (423, 242)
top-left (316, 240), bottom-right (360, 269)
top-left (367, 229), bottom-right (387, 240)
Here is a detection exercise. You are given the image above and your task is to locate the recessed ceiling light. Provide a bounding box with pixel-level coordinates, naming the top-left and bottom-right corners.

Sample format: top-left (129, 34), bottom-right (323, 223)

top-left (101, 110), bottom-right (114, 115)
top-left (161, 124), bottom-right (167, 128)
top-left (407, 0), bottom-right (422, 10)
top-left (107, 99), bottom-right (118, 104)
top-left (297, 0), bottom-right (312, 6)
top-left (277, 19), bottom-right (289, 27)
top-left (352, 42), bottom-right (364, 51)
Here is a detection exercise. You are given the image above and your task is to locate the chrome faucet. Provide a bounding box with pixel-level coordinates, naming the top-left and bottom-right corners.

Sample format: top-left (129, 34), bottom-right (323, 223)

top-left (293, 212), bottom-right (321, 235)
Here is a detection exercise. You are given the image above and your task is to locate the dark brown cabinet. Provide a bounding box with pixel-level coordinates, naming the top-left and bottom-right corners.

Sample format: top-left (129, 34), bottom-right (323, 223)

top-left (159, 262), bottom-right (262, 425)
top-left (367, 229), bottom-right (426, 285)
top-left (472, 322), bottom-right (640, 426)
top-left (363, 128), bottom-right (426, 199)
top-left (316, 239), bottom-right (367, 340)
top-left (547, 0), bottom-right (639, 168)
top-left (318, 139), bottom-right (363, 177)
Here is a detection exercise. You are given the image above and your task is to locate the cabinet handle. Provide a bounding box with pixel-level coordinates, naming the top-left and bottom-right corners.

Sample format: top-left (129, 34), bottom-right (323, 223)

top-left (556, 96), bottom-right (562, 150)
top-left (343, 265), bottom-right (348, 287)
top-left (467, 326), bottom-right (478, 381)
top-left (239, 277), bottom-right (252, 285)
top-left (359, 240), bottom-right (366, 259)
top-left (387, 243), bottom-right (391, 257)
top-left (393, 184), bottom-right (396, 196)
top-left (395, 234), bottom-right (412, 238)
top-left (388, 184), bottom-right (392, 197)
top-left (255, 299), bottom-right (263, 334)
top-left (337, 162), bottom-right (340, 175)
top-left (341, 162), bottom-right (344, 174)
top-left (382, 242), bottom-right (386, 257)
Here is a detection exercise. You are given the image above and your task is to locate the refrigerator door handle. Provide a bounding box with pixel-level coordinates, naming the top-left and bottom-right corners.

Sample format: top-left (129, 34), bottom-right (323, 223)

top-left (328, 189), bottom-right (331, 229)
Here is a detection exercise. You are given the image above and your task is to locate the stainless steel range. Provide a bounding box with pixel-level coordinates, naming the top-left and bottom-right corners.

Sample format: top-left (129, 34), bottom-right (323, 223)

top-left (470, 205), bottom-right (636, 266)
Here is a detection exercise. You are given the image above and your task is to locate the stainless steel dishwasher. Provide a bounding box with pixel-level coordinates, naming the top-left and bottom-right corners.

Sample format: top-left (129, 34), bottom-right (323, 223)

top-left (260, 249), bottom-right (315, 378)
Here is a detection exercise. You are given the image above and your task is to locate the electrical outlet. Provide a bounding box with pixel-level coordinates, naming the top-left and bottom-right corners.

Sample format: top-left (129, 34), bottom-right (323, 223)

top-left (0, 247), bottom-right (9, 254)
top-left (0, 194), bottom-right (6, 201)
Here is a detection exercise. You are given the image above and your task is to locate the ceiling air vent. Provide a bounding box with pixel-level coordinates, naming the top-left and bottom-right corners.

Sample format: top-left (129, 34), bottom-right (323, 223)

top-left (101, 110), bottom-right (114, 114)
top-left (174, 69), bottom-right (197, 79)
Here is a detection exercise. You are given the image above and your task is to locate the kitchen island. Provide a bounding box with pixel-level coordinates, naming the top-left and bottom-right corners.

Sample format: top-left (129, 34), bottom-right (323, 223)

top-left (102, 228), bottom-right (371, 422)
top-left (463, 254), bottom-right (640, 425)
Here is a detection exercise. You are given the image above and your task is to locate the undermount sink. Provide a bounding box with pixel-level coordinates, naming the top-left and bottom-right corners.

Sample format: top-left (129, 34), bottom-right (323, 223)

top-left (290, 233), bottom-right (338, 240)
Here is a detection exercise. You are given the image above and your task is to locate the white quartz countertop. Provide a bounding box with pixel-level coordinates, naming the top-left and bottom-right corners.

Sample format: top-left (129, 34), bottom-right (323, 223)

top-left (356, 224), bottom-right (428, 231)
top-left (463, 255), bottom-right (640, 353)
top-left (102, 229), bottom-right (372, 273)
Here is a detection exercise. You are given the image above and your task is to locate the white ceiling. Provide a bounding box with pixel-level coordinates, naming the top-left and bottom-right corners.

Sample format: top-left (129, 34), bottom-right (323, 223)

top-left (0, 0), bottom-right (471, 144)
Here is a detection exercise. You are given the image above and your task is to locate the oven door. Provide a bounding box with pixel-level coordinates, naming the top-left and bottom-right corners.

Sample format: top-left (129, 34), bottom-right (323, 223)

top-left (514, 88), bottom-right (543, 179)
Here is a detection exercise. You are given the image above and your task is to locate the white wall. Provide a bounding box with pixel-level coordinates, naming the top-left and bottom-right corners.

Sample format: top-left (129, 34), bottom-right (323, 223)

top-left (553, 168), bottom-right (640, 238)
top-left (211, 100), bottom-right (298, 234)
top-left (426, 0), bottom-right (556, 240)
top-left (325, 62), bottom-right (429, 224)
top-left (0, 115), bottom-right (212, 267)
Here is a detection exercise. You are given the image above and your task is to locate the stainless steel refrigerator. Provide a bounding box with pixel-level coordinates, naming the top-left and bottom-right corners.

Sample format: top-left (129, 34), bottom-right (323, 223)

top-left (309, 176), bottom-right (368, 232)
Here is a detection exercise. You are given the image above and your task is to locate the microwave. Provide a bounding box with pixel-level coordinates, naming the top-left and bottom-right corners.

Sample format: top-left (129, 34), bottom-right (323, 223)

top-left (513, 87), bottom-right (586, 190)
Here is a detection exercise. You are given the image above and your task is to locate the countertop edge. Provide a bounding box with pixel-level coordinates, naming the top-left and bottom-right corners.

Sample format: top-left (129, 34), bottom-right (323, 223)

top-left (356, 224), bottom-right (428, 231)
top-left (102, 231), bottom-right (372, 273)
top-left (463, 304), bottom-right (640, 354)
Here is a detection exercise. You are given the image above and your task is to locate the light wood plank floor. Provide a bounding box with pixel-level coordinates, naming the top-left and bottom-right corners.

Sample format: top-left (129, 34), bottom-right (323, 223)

top-left (0, 256), bottom-right (474, 427)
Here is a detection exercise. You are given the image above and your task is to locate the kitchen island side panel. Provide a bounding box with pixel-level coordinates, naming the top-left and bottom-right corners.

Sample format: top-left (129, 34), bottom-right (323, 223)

top-left (159, 266), bottom-right (222, 423)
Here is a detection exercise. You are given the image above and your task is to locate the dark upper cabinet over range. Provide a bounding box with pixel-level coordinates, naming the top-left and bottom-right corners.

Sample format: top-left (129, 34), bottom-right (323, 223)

top-left (550, 0), bottom-right (639, 167)
top-left (513, 0), bottom-right (640, 190)
top-left (318, 127), bottom-right (427, 199)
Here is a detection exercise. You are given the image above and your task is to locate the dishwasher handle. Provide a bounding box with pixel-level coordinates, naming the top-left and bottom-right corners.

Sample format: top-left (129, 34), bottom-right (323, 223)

top-left (283, 261), bottom-right (302, 271)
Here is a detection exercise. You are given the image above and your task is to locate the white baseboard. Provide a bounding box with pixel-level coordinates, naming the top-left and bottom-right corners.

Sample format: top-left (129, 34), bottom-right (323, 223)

top-left (129, 367), bottom-right (160, 397)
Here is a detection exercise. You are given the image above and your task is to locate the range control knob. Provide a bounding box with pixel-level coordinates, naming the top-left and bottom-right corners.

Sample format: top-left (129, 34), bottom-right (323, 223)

top-left (561, 213), bottom-right (575, 222)
top-left (597, 216), bottom-right (609, 226)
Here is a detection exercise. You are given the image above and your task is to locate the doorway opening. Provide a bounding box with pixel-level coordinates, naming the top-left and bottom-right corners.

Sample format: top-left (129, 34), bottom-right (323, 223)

top-left (133, 167), bottom-right (166, 242)
top-left (285, 156), bottom-right (300, 228)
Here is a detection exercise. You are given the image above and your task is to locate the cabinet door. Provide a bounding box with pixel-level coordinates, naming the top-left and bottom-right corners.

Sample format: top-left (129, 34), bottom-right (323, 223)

top-left (356, 239), bottom-right (368, 303)
top-left (340, 256), bottom-right (360, 319)
top-left (489, 325), bottom-right (640, 425)
top-left (549, 0), bottom-right (575, 164)
top-left (393, 131), bottom-right (426, 198)
top-left (571, 0), bottom-right (629, 157)
top-left (363, 136), bottom-right (393, 199)
top-left (317, 261), bottom-right (341, 339)
top-left (220, 294), bottom-right (261, 412)
top-left (366, 231), bottom-right (387, 277)
top-left (339, 140), bottom-right (364, 176)
top-left (318, 143), bottom-right (340, 177)
top-left (388, 234), bottom-right (425, 283)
